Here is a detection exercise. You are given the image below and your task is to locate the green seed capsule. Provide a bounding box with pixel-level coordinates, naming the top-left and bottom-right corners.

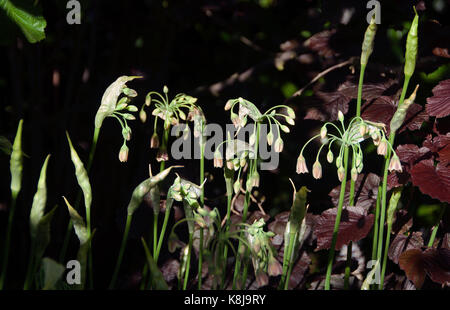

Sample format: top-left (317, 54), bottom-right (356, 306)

top-left (404, 9), bottom-right (419, 78)
top-left (361, 14), bottom-right (377, 66)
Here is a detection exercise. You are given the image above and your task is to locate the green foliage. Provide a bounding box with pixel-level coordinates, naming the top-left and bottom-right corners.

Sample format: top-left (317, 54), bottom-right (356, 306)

top-left (0, 0), bottom-right (46, 43)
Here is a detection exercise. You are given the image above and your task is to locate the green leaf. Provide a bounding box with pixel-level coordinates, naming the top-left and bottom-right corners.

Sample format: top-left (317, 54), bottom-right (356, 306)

top-left (141, 238), bottom-right (169, 290)
top-left (40, 258), bottom-right (65, 290)
top-left (35, 206), bottom-right (57, 265)
top-left (10, 119), bottom-right (23, 197)
top-left (66, 133), bottom-right (92, 216)
top-left (63, 196), bottom-right (89, 289)
top-left (29, 155), bottom-right (50, 239)
top-left (0, 135), bottom-right (12, 155)
top-left (0, 0), bottom-right (46, 43)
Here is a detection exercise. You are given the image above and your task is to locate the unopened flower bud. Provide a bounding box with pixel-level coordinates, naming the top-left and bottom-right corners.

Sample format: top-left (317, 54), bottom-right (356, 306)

top-left (122, 127), bottom-right (131, 141)
top-left (285, 116), bottom-right (295, 126)
top-left (139, 109), bottom-right (147, 123)
top-left (320, 126), bottom-right (327, 139)
top-left (233, 180), bottom-right (240, 194)
top-left (163, 85), bottom-right (169, 94)
top-left (150, 132), bottom-right (159, 149)
top-left (377, 138), bottom-right (388, 156)
top-left (214, 151), bottom-right (223, 168)
top-left (336, 156), bottom-right (342, 168)
top-left (338, 110), bottom-right (344, 122)
top-left (337, 166), bottom-right (345, 182)
top-left (274, 137), bottom-right (284, 153)
top-left (296, 155), bottom-right (309, 174)
top-left (119, 144), bottom-right (129, 162)
top-left (224, 99), bottom-right (233, 111)
top-left (351, 167), bottom-right (358, 181)
top-left (267, 131), bottom-right (274, 146)
top-left (286, 107), bottom-right (296, 119)
top-left (359, 123), bottom-right (367, 136)
top-left (327, 150), bottom-right (334, 163)
top-left (226, 160), bottom-right (234, 170)
top-left (312, 161), bottom-right (322, 179)
top-left (251, 171), bottom-right (260, 187)
top-left (249, 133), bottom-right (256, 146)
top-left (280, 124), bottom-right (290, 133)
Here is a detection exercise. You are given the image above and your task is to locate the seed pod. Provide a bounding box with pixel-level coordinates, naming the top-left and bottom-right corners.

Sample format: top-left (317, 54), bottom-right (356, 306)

top-left (66, 132), bottom-right (92, 213)
top-left (10, 119), bottom-right (24, 197)
top-left (361, 14), bottom-right (377, 66)
top-left (404, 9), bottom-right (419, 78)
top-left (390, 84), bottom-right (419, 133)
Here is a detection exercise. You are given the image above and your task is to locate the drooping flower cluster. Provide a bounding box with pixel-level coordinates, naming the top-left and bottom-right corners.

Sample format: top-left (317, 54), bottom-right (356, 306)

top-left (94, 76), bottom-right (142, 162)
top-left (224, 97), bottom-right (295, 153)
top-left (296, 111), bottom-right (402, 181)
top-left (139, 86), bottom-right (205, 162)
top-left (244, 218), bottom-right (282, 287)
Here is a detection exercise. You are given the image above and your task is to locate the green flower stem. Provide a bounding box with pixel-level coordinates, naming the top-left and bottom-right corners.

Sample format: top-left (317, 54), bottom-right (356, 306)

top-left (23, 239), bottom-right (36, 290)
top-left (356, 64), bottom-right (366, 117)
top-left (427, 205), bottom-right (446, 247)
top-left (0, 193), bottom-right (18, 289)
top-left (280, 230), bottom-right (297, 290)
top-left (376, 135), bottom-right (394, 289)
top-left (183, 232), bottom-right (193, 290)
top-left (376, 76), bottom-right (410, 289)
top-left (325, 146), bottom-right (349, 290)
top-left (155, 203), bottom-right (172, 262)
top-left (380, 221), bottom-right (392, 289)
top-left (344, 241), bottom-right (352, 290)
top-left (153, 216), bottom-right (158, 257)
top-left (371, 186), bottom-right (382, 261)
top-left (198, 227), bottom-right (204, 290)
top-left (109, 213), bottom-right (132, 289)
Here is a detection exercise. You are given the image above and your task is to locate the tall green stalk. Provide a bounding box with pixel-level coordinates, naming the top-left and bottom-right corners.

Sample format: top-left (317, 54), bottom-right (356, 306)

top-left (0, 119), bottom-right (23, 290)
top-left (325, 146), bottom-right (349, 290)
top-left (109, 214), bottom-right (132, 289)
top-left (427, 205), bottom-right (446, 247)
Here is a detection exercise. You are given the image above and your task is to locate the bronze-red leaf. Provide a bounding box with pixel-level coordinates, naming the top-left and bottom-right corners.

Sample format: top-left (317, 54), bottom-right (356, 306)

top-left (329, 173), bottom-right (380, 211)
top-left (388, 232), bottom-right (423, 264)
top-left (314, 206), bottom-right (374, 251)
top-left (426, 79), bottom-right (450, 118)
top-left (410, 159), bottom-right (450, 203)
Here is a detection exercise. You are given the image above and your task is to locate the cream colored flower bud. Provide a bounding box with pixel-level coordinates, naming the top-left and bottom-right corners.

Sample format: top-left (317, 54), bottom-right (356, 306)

top-left (312, 161), bottom-right (322, 179)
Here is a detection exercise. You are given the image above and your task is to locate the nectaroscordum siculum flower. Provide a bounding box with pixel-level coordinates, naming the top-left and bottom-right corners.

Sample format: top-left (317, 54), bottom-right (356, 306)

top-left (296, 111), bottom-right (401, 180)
